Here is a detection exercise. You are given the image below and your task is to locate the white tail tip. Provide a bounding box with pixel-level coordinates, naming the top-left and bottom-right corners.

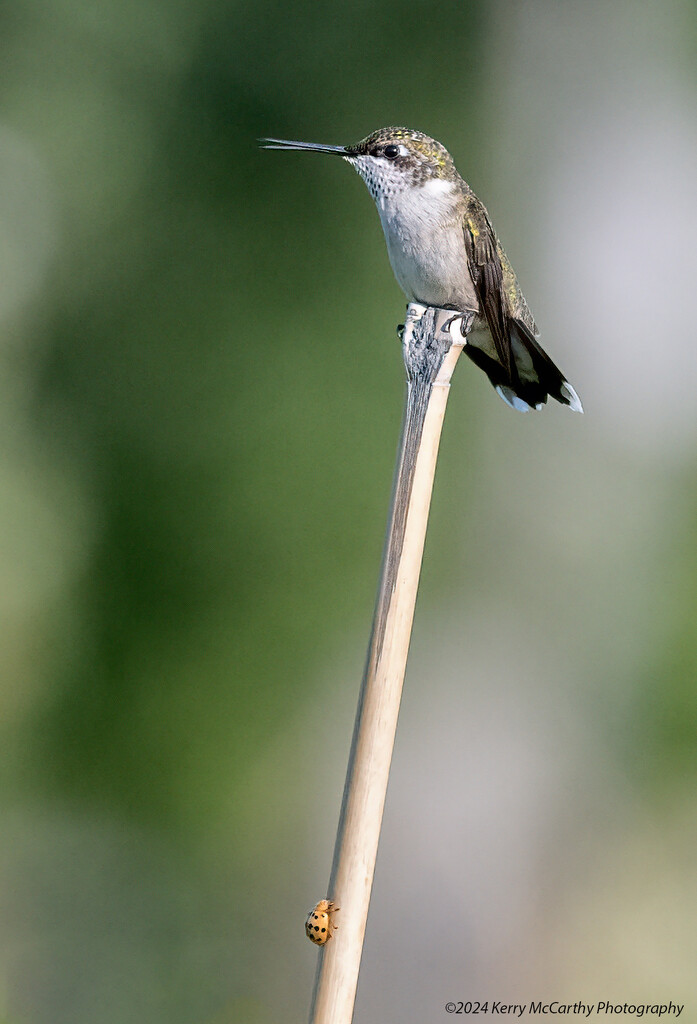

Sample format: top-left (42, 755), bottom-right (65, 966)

top-left (496, 385), bottom-right (534, 413)
top-left (561, 382), bottom-right (584, 413)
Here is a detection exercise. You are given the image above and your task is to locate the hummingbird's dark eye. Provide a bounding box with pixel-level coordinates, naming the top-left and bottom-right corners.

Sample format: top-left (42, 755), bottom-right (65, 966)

top-left (384, 144), bottom-right (400, 159)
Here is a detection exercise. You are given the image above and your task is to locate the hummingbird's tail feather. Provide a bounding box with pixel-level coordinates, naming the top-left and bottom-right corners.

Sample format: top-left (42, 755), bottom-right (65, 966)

top-left (465, 320), bottom-right (583, 413)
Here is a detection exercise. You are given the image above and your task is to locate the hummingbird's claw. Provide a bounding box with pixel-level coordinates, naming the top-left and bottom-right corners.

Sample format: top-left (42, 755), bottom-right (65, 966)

top-left (441, 312), bottom-right (471, 338)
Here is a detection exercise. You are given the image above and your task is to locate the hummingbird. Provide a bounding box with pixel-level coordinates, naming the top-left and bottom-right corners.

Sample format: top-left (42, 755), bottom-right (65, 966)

top-left (262, 127), bottom-right (582, 413)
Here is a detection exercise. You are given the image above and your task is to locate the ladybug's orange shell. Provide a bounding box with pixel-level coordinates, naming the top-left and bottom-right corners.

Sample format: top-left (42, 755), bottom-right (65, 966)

top-left (305, 899), bottom-right (337, 946)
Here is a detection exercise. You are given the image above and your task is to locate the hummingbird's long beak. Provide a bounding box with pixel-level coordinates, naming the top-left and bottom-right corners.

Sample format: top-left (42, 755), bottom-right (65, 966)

top-left (260, 138), bottom-right (350, 156)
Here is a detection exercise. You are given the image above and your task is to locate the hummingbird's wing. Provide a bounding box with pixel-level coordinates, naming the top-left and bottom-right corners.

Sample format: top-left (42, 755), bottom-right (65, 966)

top-left (463, 194), bottom-right (583, 413)
top-left (463, 195), bottom-right (513, 379)
top-left (496, 242), bottom-right (539, 338)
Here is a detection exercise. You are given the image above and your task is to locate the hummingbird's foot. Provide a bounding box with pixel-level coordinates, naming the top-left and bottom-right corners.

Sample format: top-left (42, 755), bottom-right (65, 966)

top-left (405, 301), bottom-right (428, 324)
top-left (399, 301), bottom-right (429, 339)
top-left (441, 310), bottom-right (476, 341)
top-left (441, 311), bottom-right (472, 339)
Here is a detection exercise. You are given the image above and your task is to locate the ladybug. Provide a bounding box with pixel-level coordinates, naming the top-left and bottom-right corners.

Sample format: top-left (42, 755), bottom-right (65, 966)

top-left (305, 899), bottom-right (339, 945)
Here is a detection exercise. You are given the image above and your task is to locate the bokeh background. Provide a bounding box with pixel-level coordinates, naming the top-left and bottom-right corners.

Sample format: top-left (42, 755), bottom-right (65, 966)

top-left (1, 0), bottom-right (696, 1020)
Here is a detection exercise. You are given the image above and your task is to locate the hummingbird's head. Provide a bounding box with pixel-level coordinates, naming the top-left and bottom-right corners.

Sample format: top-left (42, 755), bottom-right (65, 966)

top-left (261, 128), bottom-right (459, 204)
top-left (346, 127), bottom-right (458, 202)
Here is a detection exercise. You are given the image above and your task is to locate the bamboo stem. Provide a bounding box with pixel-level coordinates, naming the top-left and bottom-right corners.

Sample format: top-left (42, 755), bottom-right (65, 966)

top-left (308, 303), bottom-right (473, 1024)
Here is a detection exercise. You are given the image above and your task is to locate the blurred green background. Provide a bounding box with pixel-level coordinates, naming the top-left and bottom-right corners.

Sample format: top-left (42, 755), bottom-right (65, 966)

top-left (1, 0), bottom-right (696, 1020)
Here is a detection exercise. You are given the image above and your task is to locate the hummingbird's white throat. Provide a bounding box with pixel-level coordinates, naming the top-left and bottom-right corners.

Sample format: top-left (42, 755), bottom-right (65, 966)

top-left (348, 153), bottom-right (416, 206)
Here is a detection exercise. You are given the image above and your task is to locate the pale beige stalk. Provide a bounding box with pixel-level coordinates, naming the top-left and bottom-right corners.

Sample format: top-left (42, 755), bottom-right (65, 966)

top-left (308, 304), bottom-right (472, 1024)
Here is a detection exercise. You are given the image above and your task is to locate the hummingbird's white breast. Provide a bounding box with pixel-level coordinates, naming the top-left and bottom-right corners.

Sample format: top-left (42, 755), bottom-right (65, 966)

top-left (350, 155), bottom-right (479, 312)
